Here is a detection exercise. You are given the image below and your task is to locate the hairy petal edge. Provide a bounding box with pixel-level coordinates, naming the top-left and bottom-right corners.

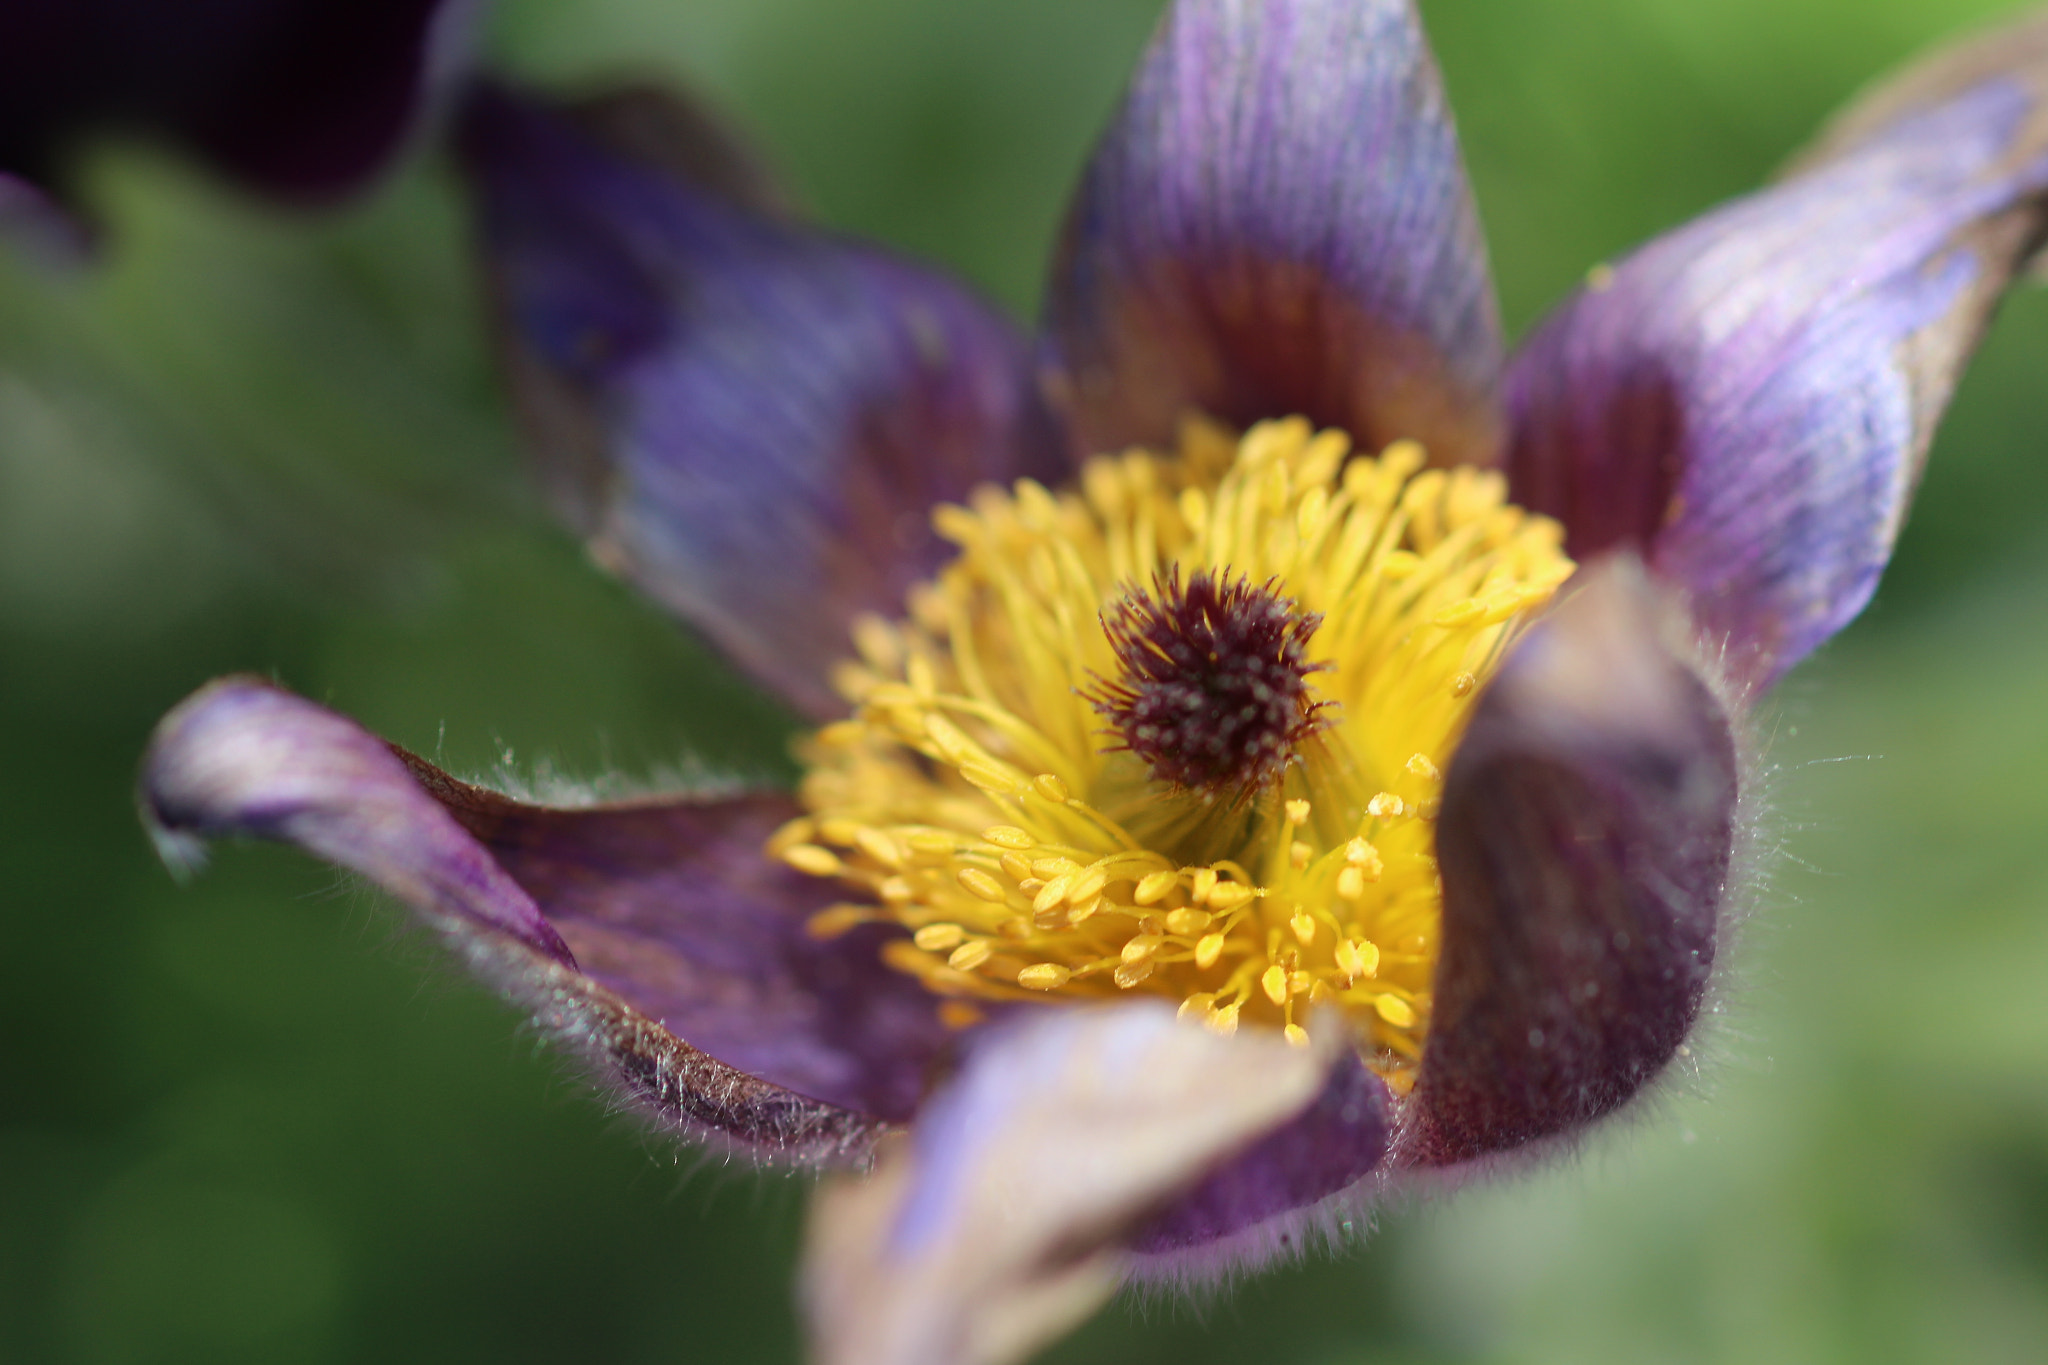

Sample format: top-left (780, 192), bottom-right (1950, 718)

top-left (1403, 559), bottom-right (1739, 1168)
top-left (140, 676), bottom-right (910, 1162)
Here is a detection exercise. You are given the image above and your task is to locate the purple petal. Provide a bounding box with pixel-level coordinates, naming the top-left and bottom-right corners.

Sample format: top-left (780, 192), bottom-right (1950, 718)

top-left (143, 677), bottom-right (573, 964)
top-left (1504, 12), bottom-right (2048, 689)
top-left (457, 82), bottom-right (1071, 721)
top-left (141, 677), bottom-right (939, 1156)
top-left (0, 0), bottom-right (458, 208)
top-left (402, 758), bottom-right (953, 1125)
top-left (1042, 0), bottom-right (1503, 466)
top-left (449, 919), bottom-right (884, 1167)
top-left (1402, 559), bottom-right (1739, 1169)
top-left (802, 1004), bottom-right (1335, 1365)
top-left (1124, 1047), bottom-right (1390, 1268)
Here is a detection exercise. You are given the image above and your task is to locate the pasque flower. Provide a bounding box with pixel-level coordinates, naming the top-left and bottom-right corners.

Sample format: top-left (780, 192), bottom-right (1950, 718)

top-left (0, 0), bottom-right (463, 253)
top-left (140, 3), bottom-right (2048, 1361)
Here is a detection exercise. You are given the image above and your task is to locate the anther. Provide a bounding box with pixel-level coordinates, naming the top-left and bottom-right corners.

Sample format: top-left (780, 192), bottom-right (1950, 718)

top-left (1134, 870), bottom-right (1178, 905)
top-left (913, 923), bottom-right (966, 952)
top-left (1208, 883), bottom-right (1257, 911)
top-left (1121, 935), bottom-right (1163, 965)
top-left (1335, 938), bottom-right (1379, 981)
top-left (1261, 964), bottom-right (1290, 1006)
top-left (1374, 995), bottom-right (1417, 1027)
top-left (957, 868), bottom-right (1007, 902)
top-left (1018, 963), bottom-right (1071, 991)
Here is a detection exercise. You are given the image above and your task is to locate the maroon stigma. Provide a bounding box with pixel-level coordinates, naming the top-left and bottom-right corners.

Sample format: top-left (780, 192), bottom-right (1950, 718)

top-left (1087, 568), bottom-right (1328, 793)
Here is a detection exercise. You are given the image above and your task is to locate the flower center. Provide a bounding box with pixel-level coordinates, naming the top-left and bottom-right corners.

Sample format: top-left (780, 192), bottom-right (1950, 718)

top-left (772, 417), bottom-right (1574, 1089)
top-left (1086, 568), bottom-right (1327, 793)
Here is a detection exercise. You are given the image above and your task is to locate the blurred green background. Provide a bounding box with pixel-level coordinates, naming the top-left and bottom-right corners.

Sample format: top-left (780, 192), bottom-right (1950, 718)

top-left (6, 1), bottom-right (2048, 1361)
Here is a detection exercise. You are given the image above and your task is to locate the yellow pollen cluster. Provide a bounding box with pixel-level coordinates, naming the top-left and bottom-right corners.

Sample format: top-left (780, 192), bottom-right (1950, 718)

top-left (774, 417), bottom-right (1575, 1089)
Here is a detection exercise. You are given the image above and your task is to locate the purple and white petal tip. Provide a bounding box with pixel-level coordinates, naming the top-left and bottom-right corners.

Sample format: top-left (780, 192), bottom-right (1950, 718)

top-left (802, 1003), bottom-right (1337, 1365)
top-left (1043, 0), bottom-right (1503, 466)
top-left (142, 676), bottom-right (576, 964)
top-left (1506, 8), bottom-right (2048, 688)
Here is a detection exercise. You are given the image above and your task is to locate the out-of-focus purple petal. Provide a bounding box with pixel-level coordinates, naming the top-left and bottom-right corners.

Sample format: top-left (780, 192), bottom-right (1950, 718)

top-left (140, 677), bottom-right (920, 1160)
top-left (457, 82), bottom-right (1071, 721)
top-left (0, 170), bottom-right (93, 264)
top-left (1043, 0), bottom-right (1503, 466)
top-left (802, 1004), bottom-right (1335, 1365)
top-left (402, 759), bottom-right (952, 1125)
top-left (1505, 11), bottom-right (2048, 689)
top-left (1402, 560), bottom-right (1739, 1169)
top-left (0, 0), bottom-right (460, 209)
top-left (179, 0), bottom-right (468, 202)
top-left (1125, 1045), bottom-right (1390, 1266)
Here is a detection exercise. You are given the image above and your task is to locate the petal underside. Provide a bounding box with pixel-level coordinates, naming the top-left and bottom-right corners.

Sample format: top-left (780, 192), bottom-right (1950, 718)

top-left (1404, 559), bottom-right (1739, 1168)
top-left (1042, 0), bottom-right (1503, 466)
top-left (800, 1004), bottom-right (1335, 1365)
top-left (1124, 1044), bottom-right (1391, 1271)
top-left (458, 82), bottom-right (1071, 721)
top-left (1505, 9), bottom-right (2048, 689)
top-left (141, 677), bottom-right (950, 1158)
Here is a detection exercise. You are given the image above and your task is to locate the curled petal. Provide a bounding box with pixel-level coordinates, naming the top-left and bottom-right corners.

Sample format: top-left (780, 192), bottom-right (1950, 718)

top-left (1403, 559), bottom-right (1739, 1169)
top-left (458, 82), bottom-right (1070, 720)
top-left (143, 677), bottom-right (573, 964)
top-left (1043, 0), bottom-right (1503, 465)
top-left (141, 677), bottom-right (932, 1159)
top-left (0, 0), bottom-right (461, 210)
top-left (1505, 10), bottom-right (2048, 688)
top-left (801, 1004), bottom-right (1334, 1365)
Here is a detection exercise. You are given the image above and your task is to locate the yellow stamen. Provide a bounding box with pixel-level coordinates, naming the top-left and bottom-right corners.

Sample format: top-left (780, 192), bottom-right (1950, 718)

top-left (1019, 963), bottom-right (1072, 991)
top-left (1261, 963), bottom-right (1290, 1007)
top-left (913, 923), bottom-right (965, 952)
top-left (778, 418), bottom-right (1573, 1088)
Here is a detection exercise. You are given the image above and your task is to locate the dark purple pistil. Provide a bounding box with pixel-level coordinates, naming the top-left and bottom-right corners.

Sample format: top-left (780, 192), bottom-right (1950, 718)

top-left (1087, 569), bottom-right (1327, 792)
